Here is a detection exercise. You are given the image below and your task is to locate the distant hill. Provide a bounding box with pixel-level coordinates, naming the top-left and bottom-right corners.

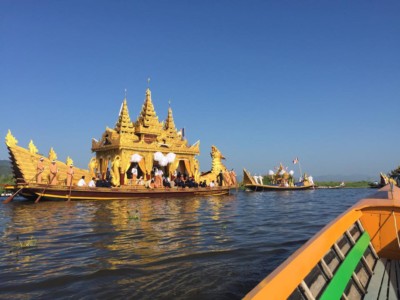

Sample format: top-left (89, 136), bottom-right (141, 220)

top-left (0, 160), bottom-right (12, 176)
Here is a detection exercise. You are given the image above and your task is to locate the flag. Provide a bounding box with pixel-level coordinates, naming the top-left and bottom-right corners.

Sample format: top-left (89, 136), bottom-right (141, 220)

top-left (293, 157), bottom-right (299, 164)
top-left (177, 128), bottom-right (185, 139)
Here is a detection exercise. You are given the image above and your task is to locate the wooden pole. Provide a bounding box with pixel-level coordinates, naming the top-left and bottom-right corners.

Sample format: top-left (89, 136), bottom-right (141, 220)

top-left (35, 174), bottom-right (55, 203)
top-left (3, 171), bottom-right (42, 204)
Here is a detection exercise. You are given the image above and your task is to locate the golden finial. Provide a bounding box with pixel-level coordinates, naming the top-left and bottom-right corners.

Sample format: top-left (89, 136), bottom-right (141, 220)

top-left (66, 156), bottom-right (74, 166)
top-left (48, 147), bottom-right (57, 162)
top-left (28, 140), bottom-right (38, 154)
top-left (124, 88), bottom-right (127, 99)
top-left (5, 129), bottom-right (18, 147)
top-left (147, 77), bottom-right (151, 88)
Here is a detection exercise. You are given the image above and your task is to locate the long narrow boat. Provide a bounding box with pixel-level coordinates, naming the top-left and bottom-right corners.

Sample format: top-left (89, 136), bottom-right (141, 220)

top-left (4, 183), bottom-right (230, 201)
top-left (243, 169), bottom-right (315, 191)
top-left (4, 86), bottom-right (236, 202)
top-left (244, 184), bottom-right (400, 299)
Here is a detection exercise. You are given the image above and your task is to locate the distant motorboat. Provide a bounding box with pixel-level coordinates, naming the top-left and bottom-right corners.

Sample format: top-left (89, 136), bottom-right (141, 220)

top-left (317, 182), bottom-right (345, 189)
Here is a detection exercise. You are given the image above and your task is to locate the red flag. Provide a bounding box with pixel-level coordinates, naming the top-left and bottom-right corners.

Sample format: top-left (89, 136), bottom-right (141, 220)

top-left (293, 157), bottom-right (299, 164)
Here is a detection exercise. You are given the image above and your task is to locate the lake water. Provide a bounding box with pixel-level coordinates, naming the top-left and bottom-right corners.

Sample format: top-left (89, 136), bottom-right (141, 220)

top-left (0, 188), bottom-right (374, 299)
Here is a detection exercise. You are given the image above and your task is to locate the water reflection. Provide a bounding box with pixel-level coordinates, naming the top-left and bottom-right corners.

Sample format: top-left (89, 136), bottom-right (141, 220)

top-left (0, 189), bottom-right (373, 299)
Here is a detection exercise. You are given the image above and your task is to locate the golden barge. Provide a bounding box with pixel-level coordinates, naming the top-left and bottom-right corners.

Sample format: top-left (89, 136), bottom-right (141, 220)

top-left (4, 88), bottom-right (234, 202)
top-left (245, 184), bottom-right (400, 299)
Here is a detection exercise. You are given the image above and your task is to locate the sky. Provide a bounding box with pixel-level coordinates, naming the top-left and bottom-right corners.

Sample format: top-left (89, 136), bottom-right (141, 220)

top-left (1, 1), bottom-right (399, 181)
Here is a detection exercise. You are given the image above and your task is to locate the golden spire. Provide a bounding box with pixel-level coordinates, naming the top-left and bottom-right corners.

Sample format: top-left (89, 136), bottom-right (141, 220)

top-left (115, 97), bottom-right (135, 135)
top-left (165, 101), bottom-right (176, 130)
top-left (48, 147), bottom-right (57, 161)
top-left (66, 156), bottom-right (74, 166)
top-left (28, 140), bottom-right (38, 154)
top-left (5, 130), bottom-right (18, 147)
top-left (135, 88), bottom-right (163, 136)
top-left (164, 102), bottom-right (179, 140)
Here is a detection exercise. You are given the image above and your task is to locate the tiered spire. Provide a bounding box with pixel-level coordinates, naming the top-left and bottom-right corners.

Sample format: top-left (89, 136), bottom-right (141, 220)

top-left (164, 105), bottom-right (179, 140)
top-left (135, 88), bottom-right (163, 135)
top-left (115, 98), bottom-right (135, 135)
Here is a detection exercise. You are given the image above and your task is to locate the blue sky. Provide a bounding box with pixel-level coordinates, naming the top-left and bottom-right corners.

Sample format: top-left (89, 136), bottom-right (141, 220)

top-left (1, 1), bottom-right (399, 180)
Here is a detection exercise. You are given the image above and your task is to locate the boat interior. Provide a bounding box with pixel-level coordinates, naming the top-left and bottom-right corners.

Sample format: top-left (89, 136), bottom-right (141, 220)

top-left (245, 185), bottom-right (400, 300)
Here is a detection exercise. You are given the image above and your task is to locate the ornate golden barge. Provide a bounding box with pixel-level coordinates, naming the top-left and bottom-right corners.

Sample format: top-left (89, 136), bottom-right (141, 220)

top-left (5, 88), bottom-right (235, 201)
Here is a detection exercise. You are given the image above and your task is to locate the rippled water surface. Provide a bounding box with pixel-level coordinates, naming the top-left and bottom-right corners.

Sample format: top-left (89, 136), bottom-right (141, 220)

top-left (0, 188), bottom-right (374, 299)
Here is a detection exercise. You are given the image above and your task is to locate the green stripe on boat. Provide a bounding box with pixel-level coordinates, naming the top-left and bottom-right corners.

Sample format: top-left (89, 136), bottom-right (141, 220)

top-left (320, 231), bottom-right (370, 300)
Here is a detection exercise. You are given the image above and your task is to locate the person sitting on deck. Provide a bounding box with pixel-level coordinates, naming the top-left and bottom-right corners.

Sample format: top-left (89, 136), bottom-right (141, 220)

top-left (77, 176), bottom-right (87, 187)
top-left (163, 176), bottom-right (171, 188)
top-left (185, 177), bottom-right (194, 188)
top-left (149, 179), bottom-right (155, 189)
top-left (209, 180), bottom-right (215, 187)
top-left (95, 177), bottom-right (102, 187)
top-left (88, 177), bottom-right (96, 188)
top-left (95, 178), bottom-right (111, 187)
top-left (137, 176), bottom-right (144, 185)
top-left (174, 177), bottom-right (185, 188)
top-left (171, 170), bottom-right (177, 181)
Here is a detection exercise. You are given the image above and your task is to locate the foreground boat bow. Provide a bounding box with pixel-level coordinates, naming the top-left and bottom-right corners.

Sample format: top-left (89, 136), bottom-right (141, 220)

top-left (245, 185), bottom-right (400, 299)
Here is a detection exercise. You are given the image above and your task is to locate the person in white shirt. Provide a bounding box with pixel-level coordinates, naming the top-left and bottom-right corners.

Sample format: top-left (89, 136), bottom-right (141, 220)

top-left (77, 176), bottom-right (87, 187)
top-left (258, 175), bottom-right (264, 185)
top-left (88, 177), bottom-right (96, 188)
top-left (209, 180), bottom-right (215, 187)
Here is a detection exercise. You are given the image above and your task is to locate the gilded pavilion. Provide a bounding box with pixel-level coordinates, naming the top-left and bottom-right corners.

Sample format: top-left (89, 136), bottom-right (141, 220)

top-left (90, 88), bottom-right (202, 186)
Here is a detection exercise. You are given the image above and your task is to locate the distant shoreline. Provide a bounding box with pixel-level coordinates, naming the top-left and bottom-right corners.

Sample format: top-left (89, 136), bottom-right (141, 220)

top-left (315, 181), bottom-right (371, 188)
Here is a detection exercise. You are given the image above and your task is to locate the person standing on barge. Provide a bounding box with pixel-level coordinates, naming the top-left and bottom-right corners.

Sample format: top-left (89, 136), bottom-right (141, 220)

top-left (217, 170), bottom-right (224, 186)
top-left (49, 160), bottom-right (58, 185)
top-left (37, 157), bottom-right (45, 183)
top-left (66, 164), bottom-right (74, 187)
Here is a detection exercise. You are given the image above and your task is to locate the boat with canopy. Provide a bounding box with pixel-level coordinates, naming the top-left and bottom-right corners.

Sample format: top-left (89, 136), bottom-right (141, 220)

top-left (243, 162), bottom-right (315, 191)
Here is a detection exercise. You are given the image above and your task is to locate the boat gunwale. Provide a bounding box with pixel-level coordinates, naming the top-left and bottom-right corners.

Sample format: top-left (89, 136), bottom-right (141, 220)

top-left (244, 185), bottom-right (400, 300)
top-left (14, 184), bottom-right (232, 201)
